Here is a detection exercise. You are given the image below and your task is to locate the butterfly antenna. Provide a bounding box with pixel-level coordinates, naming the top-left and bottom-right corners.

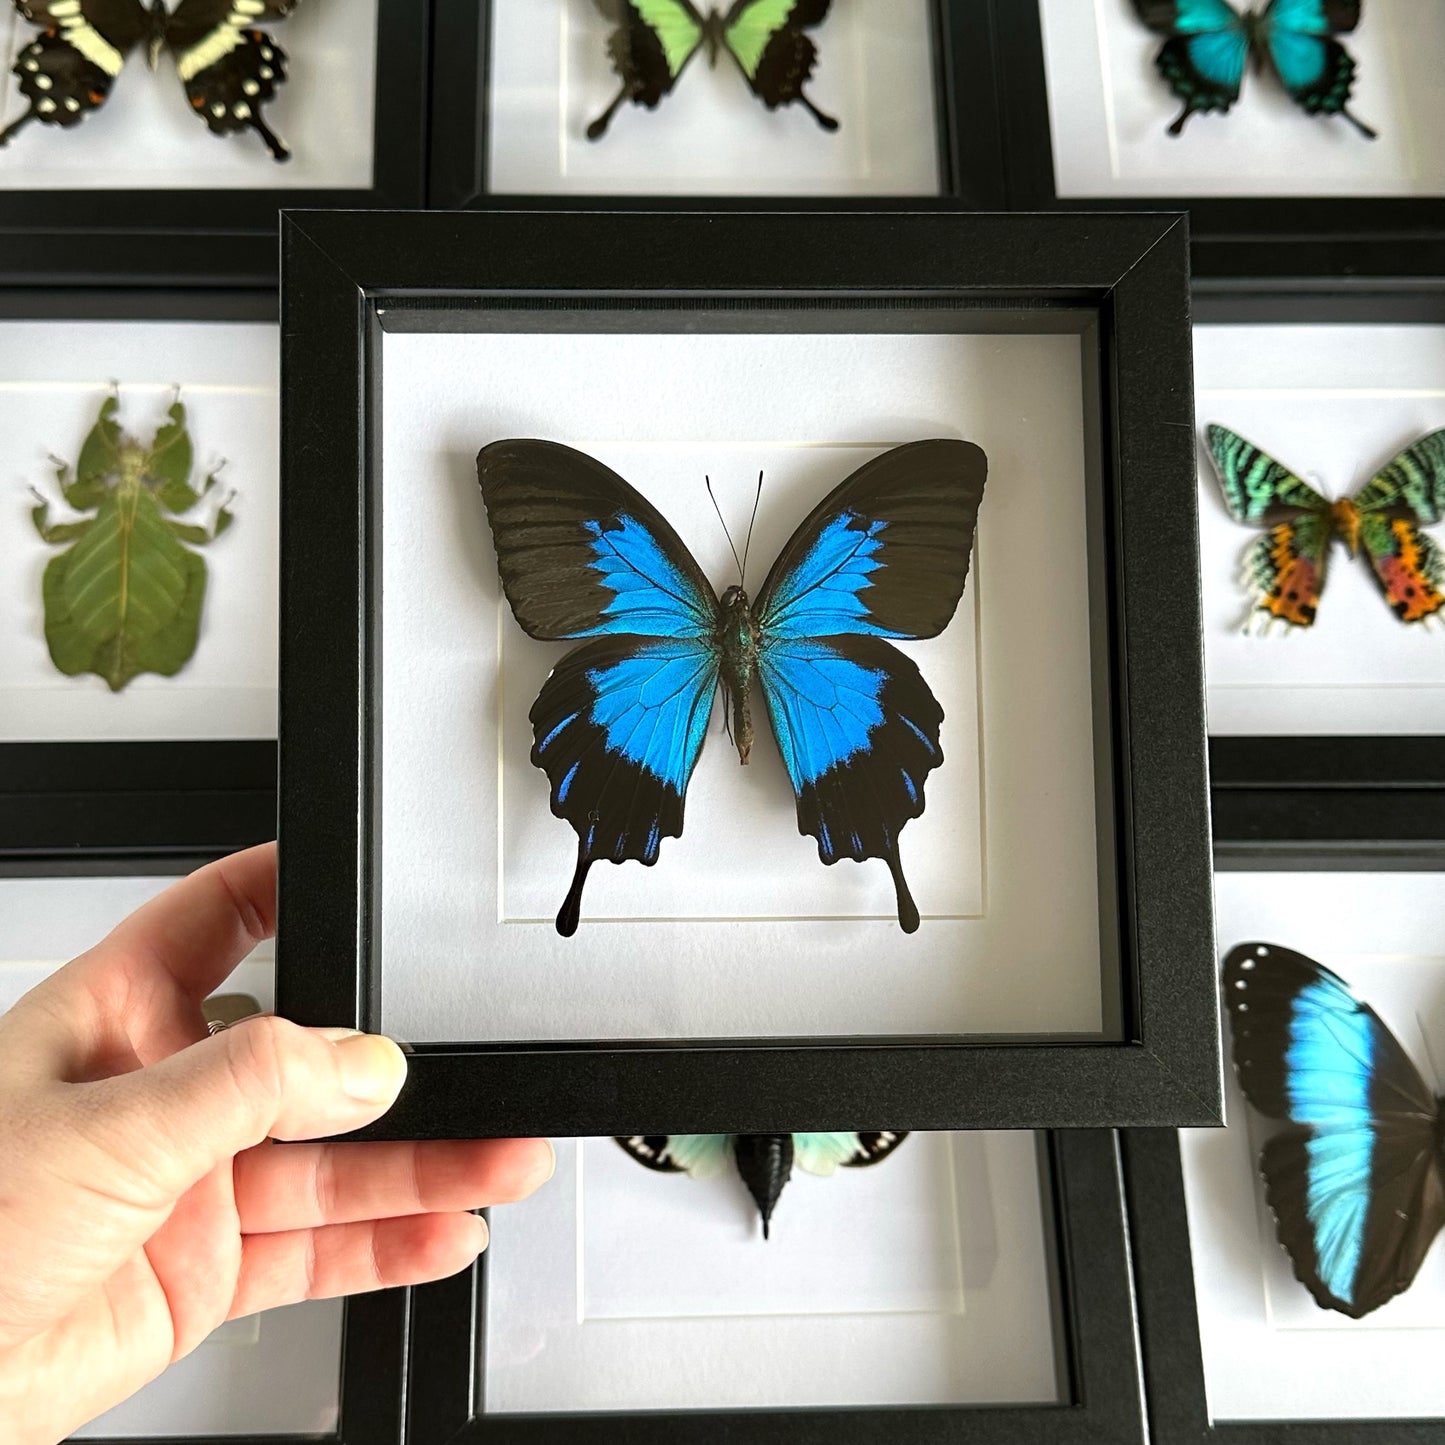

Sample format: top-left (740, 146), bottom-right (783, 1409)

top-left (739, 471), bottom-right (764, 588)
top-left (706, 474), bottom-right (745, 585)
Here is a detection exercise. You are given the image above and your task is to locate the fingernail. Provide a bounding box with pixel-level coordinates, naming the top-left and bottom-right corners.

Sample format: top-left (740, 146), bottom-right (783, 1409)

top-left (332, 1033), bottom-right (407, 1104)
top-left (469, 1214), bottom-right (490, 1253)
top-left (541, 1138), bottom-right (557, 1184)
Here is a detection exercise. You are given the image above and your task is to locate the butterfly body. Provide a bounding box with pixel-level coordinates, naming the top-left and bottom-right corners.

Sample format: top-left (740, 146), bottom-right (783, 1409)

top-left (1, 0), bottom-right (299, 158)
top-left (615, 1130), bottom-right (908, 1238)
top-left (479, 438), bottom-right (986, 935)
top-left (1131, 0), bottom-right (1376, 138)
top-left (1224, 943), bottom-right (1445, 1317)
top-left (587, 0), bottom-right (837, 140)
top-left (1205, 424), bottom-right (1445, 629)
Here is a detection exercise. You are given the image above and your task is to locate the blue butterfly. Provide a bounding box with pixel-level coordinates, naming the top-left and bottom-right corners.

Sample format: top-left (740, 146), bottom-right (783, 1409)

top-left (1131, 0), bottom-right (1377, 137)
top-left (477, 439), bottom-right (987, 935)
top-left (615, 1131), bottom-right (909, 1238)
top-left (1224, 942), bottom-right (1445, 1318)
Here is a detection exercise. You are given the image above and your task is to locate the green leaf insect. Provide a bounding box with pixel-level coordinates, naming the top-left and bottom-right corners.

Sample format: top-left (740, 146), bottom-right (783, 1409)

top-left (30, 389), bottom-right (235, 693)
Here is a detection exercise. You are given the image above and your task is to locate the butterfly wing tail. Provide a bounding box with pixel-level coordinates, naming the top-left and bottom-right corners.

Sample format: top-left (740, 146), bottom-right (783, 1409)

top-left (758, 634), bottom-right (942, 934)
top-left (530, 635), bottom-right (717, 935)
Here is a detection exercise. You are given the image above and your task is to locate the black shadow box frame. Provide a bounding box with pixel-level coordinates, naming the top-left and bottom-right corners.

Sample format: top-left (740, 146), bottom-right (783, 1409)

top-left (0, 0), bottom-right (426, 289)
top-left (399, 1130), bottom-right (1144, 1445)
top-left (428, 0), bottom-right (1006, 208)
top-left (0, 288), bottom-right (278, 865)
top-left (1195, 287), bottom-right (1445, 866)
top-left (1125, 1124), bottom-right (1445, 1445)
top-left (277, 206), bottom-right (1218, 1138)
top-left (993, 0), bottom-right (1445, 289)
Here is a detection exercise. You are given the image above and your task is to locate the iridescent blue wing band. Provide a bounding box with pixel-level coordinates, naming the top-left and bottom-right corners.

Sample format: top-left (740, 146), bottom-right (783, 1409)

top-left (530, 633), bottom-right (718, 935)
top-left (478, 438), bottom-right (717, 641)
top-left (1224, 942), bottom-right (1444, 1318)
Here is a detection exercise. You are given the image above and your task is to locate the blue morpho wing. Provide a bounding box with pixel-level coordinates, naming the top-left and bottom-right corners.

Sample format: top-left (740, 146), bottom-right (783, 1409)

top-left (478, 439), bottom-right (721, 935)
top-left (1224, 942), bottom-right (1445, 1318)
top-left (752, 439), bottom-right (986, 934)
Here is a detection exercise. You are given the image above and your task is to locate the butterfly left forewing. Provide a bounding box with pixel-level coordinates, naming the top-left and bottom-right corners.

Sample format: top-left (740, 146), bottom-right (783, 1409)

top-left (0, 0), bottom-right (150, 146)
top-left (162, 0), bottom-right (298, 160)
top-left (1224, 942), bottom-right (1445, 1317)
top-left (720, 0), bottom-right (837, 131)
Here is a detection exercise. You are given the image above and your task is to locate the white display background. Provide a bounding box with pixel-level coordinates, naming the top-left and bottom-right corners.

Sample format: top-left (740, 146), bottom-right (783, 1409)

top-left (483, 1131), bottom-right (1060, 1413)
top-left (1184, 871), bottom-right (1445, 1422)
top-left (1194, 323), bottom-right (1445, 735)
top-left (487, 0), bottom-right (939, 196)
top-left (379, 328), bottom-right (1104, 1043)
top-left (0, 0), bottom-right (376, 190)
top-left (1039, 0), bottom-right (1445, 199)
top-left (0, 873), bottom-right (342, 1438)
top-left (0, 321), bottom-right (279, 742)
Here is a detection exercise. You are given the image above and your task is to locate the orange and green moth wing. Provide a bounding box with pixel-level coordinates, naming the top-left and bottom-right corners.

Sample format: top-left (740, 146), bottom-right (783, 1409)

top-left (1239, 511), bottom-right (1332, 628)
top-left (1358, 513), bottom-right (1445, 624)
top-left (1353, 429), bottom-right (1445, 624)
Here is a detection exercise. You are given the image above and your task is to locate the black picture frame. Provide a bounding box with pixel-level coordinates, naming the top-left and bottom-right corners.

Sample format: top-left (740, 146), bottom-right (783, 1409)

top-left (276, 206), bottom-right (1220, 1138)
top-left (1190, 286), bottom-right (1445, 863)
top-left (401, 1130), bottom-right (1144, 1445)
top-left (993, 0), bottom-right (1445, 288)
top-left (0, 288), bottom-right (279, 863)
top-left (1125, 1124), bottom-right (1445, 1444)
top-left (428, 0), bottom-right (1006, 208)
top-left (0, 0), bottom-right (427, 288)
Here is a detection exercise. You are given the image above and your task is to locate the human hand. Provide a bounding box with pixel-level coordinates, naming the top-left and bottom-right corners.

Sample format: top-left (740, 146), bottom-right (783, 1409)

top-left (0, 843), bottom-right (553, 1445)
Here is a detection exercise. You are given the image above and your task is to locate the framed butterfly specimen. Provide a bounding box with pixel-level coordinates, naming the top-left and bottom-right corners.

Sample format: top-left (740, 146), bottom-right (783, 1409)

top-left (1224, 940), bottom-right (1445, 1319)
top-left (1129, 0), bottom-right (1376, 138)
top-left (30, 387), bottom-right (235, 692)
top-left (587, 0), bottom-right (837, 139)
top-left (0, 0), bottom-right (300, 159)
top-left (478, 437), bottom-right (986, 936)
top-left (1205, 423), bottom-right (1445, 630)
top-left (615, 1130), bottom-right (908, 1237)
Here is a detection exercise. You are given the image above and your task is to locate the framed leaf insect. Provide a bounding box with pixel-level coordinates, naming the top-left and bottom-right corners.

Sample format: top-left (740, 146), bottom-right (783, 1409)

top-left (478, 437), bottom-right (986, 936)
top-left (30, 387), bottom-right (235, 692)
top-left (0, 0), bottom-right (301, 159)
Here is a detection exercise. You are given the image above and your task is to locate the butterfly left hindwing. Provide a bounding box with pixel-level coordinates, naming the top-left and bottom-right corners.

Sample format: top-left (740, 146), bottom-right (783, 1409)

top-left (1224, 942), bottom-right (1445, 1318)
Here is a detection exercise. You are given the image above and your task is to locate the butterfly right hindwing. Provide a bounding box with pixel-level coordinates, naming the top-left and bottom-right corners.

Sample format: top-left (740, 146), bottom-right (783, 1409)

top-left (1224, 942), bottom-right (1445, 1318)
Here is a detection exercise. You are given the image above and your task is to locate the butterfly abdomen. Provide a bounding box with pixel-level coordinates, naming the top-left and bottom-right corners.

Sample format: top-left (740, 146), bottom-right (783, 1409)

top-left (717, 584), bottom-right (760, 765)
top-left (732, 1133), bottom-right (794, 1240)
top-left (1329, 497), bottom-right (1362, 556)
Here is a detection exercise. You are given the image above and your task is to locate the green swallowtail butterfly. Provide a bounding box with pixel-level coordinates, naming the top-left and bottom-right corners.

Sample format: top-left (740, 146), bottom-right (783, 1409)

top-left (588, 0), bottom-right (838, 140)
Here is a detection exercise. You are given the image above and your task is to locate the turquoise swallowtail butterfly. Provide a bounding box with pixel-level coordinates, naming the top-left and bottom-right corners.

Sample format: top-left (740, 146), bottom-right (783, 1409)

top-left (1131, 0), bottom-right (1376, 138)
top-left (478, 438), bottom-right (987, 936)
top-left (1225, 942), bottom-right (1445, 1318)
top-left (616, 1131), bottom-right (909, 1238)
top-left (587, 0), bottom-right (838, 140)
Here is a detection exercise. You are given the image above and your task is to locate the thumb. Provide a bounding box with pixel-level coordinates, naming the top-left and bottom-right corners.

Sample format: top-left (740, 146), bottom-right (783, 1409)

top-left (86, 1015), bottom-right (407, 1204)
